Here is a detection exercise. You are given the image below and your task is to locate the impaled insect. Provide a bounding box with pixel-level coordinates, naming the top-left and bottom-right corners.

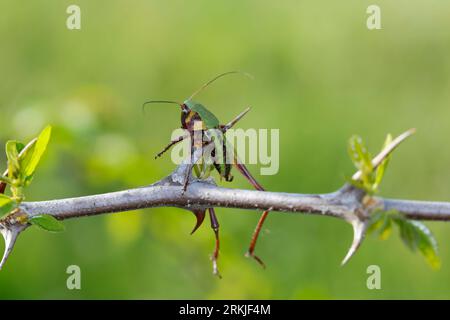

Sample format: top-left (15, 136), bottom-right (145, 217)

top-left (143, 72), bottom-right (271, 276)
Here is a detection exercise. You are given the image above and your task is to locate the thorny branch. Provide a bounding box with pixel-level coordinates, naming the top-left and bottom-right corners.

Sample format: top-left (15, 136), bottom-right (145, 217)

top-left (0, 128), bottom-right (449, 272)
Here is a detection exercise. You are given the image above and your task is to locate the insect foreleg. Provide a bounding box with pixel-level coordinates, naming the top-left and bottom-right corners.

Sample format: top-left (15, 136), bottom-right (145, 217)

top-left (155, 135), bottom-right (187, 159)
top-left (183, 130), bottom-right (202, 192)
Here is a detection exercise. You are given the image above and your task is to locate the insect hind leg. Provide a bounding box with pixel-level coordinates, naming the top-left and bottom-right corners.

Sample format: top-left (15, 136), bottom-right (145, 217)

top-left (208, 207), bottom-right (222, 278)
top-left (233, 159), bottom-right (268, 268)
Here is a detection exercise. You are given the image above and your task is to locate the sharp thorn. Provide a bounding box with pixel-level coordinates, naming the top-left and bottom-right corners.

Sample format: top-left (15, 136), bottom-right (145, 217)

top-left (341, 219), bottom-right (367, 266)
top-left (0, 224), bottom-right (25, 270)
top-left (190, 210), bottom-right (206, 235)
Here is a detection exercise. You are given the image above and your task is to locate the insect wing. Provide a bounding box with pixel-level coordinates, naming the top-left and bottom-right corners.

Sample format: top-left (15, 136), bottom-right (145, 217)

top-left (184, 101), bottom-right (220, 129)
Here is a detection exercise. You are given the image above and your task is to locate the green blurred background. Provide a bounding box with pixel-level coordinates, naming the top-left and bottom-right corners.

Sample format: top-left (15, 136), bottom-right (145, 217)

top-left (1, 0), bottom-right (450, 299)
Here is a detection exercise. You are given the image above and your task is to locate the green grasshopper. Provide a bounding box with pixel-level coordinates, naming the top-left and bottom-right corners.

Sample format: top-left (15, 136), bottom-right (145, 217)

top-left (144, 72), bottom-right (270, 276)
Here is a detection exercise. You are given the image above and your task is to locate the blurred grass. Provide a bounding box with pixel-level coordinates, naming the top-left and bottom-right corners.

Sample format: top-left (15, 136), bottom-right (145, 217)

top-left (1, 0), bottom-right (450, 299)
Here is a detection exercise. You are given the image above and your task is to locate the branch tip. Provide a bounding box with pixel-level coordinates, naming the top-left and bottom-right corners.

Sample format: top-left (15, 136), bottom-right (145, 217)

top-left (352, 128), bottom-right (416, 181)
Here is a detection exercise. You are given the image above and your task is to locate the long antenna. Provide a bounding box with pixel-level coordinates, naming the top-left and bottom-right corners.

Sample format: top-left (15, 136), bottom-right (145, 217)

top-left (142, 100), bottom-right (181, 114)
top-left (187, 71), bottom-right (254, 101)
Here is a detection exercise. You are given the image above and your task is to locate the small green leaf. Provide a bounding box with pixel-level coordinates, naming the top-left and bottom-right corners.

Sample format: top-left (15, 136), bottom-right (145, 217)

top-left (184, 101), bottom-right (220, 128)
top-left (29, 214), bottom-right (65, 232)
top-left (23, 125), bottom-right (52, 178)
top-left (5, 141), bottom-right (20, 180)
top-left (411, 220), bottom-right (441, 270)
top-left (348, 135), bottom-right (372, 171)
top-left (393, 216), bottom-right (440, 270)
top-left (367, 210), bottom-right (393, 240)
top-left (367, 211), bottom-right (385, 234)
top-left (18, 139), bottom-right (38, 187)
top-left (378, 215), bottom-right (393, 240)
top-left (394, 217), bottom-right (417, 250)
top-left (0, 194), bottom-right (15, 218)
top-left (18, 140), bottom-right (37, 172)
top-left (15, 142), bottom-right (26, 154)
top-left (348, 135), bottom-right (375, 193)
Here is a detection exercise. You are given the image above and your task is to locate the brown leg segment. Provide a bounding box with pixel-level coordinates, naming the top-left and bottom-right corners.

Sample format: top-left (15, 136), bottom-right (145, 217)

top-left (0, 183), bottom-right (6, 194)
top-left (0, 168), bottom-right (9, 194)
top-left (208, 207), bottom-right (222, 278)
top-left (245, 210), bottom-right (269, 268)
top-left (233, 159), bottom-right (268, 268)
top-left (183, 163), bottom-right (194, 192)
